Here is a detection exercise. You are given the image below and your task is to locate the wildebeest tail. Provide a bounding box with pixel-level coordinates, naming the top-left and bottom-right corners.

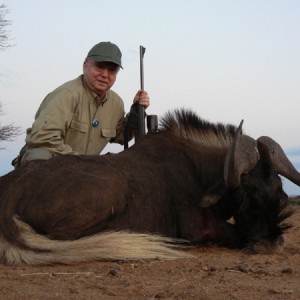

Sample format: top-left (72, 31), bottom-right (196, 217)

top-left (0, 216), bottom-right (193, 265)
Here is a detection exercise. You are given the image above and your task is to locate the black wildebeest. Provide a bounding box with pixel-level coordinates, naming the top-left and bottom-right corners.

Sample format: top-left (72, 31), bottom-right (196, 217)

top-left (0, 109), bottom-right (299, 265)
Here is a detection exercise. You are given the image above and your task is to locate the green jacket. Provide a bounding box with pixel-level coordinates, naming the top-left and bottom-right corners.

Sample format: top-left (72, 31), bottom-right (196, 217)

top-left (15, 75), bottom-right (133, 166)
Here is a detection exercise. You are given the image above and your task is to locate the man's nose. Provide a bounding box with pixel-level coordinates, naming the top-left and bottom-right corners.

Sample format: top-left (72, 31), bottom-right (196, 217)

top-left (99, 68), bottom-right (109, 76)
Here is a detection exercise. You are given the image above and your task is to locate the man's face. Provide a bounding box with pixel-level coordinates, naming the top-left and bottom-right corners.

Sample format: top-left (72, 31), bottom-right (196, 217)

top-left (83, 60), bottom-right (120, 96)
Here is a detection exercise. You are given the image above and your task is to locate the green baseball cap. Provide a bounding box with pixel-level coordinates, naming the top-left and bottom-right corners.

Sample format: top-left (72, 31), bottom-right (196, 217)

top-left (86, 42), bottom-right (123, 68)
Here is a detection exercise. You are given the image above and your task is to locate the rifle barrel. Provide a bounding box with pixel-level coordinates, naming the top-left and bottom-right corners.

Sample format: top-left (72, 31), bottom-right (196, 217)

top-left (140, 46), bottom-right (146, 91)
top-left (135, 45), bottom-right (146, 142)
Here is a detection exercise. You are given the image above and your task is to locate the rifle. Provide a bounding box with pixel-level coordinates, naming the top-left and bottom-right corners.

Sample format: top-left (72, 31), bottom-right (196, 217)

top-left (124, 45), bottom-right (158, 150)
top-left (134, 45), bottom-right (146, 142)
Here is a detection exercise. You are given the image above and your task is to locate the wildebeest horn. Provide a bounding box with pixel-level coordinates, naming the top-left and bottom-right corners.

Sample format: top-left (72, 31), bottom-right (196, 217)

top-left (257, 136), bottom-right (300, 186)
top-left (224, 120), bottom-right (260, 189)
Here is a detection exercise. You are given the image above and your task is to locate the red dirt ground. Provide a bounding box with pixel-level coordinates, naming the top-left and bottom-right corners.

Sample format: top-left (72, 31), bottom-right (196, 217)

top-left (0, 207), bottom-right (299, 300)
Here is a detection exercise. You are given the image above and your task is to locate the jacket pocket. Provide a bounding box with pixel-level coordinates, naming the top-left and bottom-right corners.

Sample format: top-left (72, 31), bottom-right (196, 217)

top-left (101, 128), bottom-right (116, 139)
top-left (70, 119), bottom-right (88, 133)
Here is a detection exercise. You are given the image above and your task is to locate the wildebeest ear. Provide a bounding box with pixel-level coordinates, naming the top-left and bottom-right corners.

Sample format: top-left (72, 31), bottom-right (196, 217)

top-left (257, 136), bottom-right (300, 186)
top-left (200, 180), bottom-right (225, 207)
top-left (224, 120), bottom-right (260, 189)
top-left (200, 194), bottom-right (221, 207)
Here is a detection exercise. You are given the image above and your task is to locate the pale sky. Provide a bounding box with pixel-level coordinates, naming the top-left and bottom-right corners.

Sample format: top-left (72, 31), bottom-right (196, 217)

top-left (0, 0), bottom-right (300, 195)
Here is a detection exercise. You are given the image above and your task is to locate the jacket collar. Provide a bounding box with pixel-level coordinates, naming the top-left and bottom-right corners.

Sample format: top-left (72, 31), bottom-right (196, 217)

top-left (81, 75), bottom-right (109, 106)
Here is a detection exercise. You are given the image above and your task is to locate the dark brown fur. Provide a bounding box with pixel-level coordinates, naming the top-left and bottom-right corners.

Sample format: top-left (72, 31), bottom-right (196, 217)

top-left (0, 109), bottom-right (293, 265)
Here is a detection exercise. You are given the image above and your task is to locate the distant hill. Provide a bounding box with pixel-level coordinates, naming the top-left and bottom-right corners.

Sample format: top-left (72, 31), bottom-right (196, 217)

top-left (289, 196), bottom-right (300, 206)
